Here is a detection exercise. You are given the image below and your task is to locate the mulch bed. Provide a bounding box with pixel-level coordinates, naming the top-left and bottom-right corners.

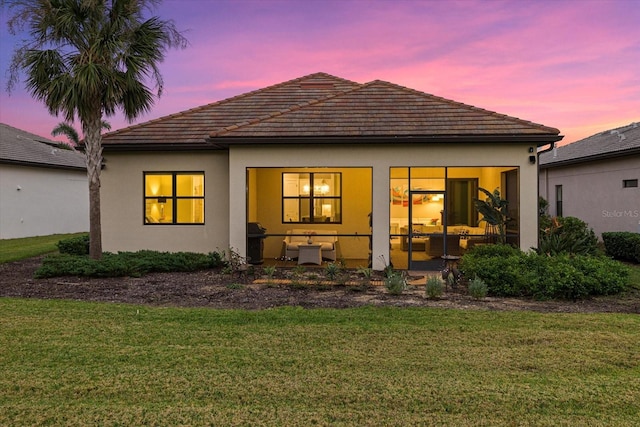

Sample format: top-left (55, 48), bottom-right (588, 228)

top-left (1, 257), bottom-right (639, 313)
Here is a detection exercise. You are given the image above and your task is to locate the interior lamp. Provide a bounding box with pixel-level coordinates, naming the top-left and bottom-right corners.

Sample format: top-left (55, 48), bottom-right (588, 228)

top-left (158, 197), bottom-right (166, 218)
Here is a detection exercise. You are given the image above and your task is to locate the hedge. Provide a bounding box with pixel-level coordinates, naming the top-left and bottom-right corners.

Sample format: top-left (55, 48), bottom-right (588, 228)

top-left (35, 250), bottom-right (226, 279)
top-left (602, 232), bottom-right (640, 263)
top-left (460, 244), bottom-right (630, 300)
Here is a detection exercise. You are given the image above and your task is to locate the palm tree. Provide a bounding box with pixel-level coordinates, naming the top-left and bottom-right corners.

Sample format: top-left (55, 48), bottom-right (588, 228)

top-left (5, 0), bottom-right (187, 259)
top-left (52, 121), bottom-right (112, 147)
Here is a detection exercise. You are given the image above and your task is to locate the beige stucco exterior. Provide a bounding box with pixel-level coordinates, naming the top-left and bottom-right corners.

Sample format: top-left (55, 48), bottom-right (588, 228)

top-left (230, 143), bottom-right (539, 271)
top-left (540, 155), bottom-right (640, 237)
top-left (101, 142), bottom-right (539, 270)
top-left (0, 164), bottom-right (89, 239)
top-left (100, 151), bottom-right (229, 253)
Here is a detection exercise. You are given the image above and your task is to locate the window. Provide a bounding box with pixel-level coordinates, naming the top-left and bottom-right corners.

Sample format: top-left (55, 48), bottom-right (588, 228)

top-left (623, 179), bottom-right (638, 188)
top-left (555, 185), bottom-right (563, 217)
top-left (282, 172), bottom-right (341, 223)
top-left (144, 172), bottom-right (204, 224)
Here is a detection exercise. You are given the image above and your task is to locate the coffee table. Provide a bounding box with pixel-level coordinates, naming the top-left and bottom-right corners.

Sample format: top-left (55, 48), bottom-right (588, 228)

top-left (297, 244), bottom-right (322, 265)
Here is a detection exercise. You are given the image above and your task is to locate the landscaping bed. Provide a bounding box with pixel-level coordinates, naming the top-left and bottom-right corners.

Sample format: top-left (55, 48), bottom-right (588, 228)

top-left (1, 256), bottom-right (639, 313)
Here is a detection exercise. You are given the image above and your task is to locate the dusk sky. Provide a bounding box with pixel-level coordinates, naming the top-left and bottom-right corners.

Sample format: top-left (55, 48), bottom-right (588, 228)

top-left (1, 0), bottom-right (638, 145)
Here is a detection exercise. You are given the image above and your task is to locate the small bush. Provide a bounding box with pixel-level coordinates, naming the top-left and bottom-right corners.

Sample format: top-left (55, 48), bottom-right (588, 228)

top-left (56, 234), bottom-right (89, 255)
top-left (602, 232), bottom-right (640, 263)
top-left (385, 271), bottom-right (407, 295)
top-left (209, 250), bottom-right (226, 268)
top-left (263, 265), bottom-right (277, 282)
top-left (425, 276), bottom-right (444, 299)
top-left (538, 216), bottom-right (599, 256)
top-left (324, 262), bottom-right (341, 281)
top-left (461, 244), bottom-right (531, 296)
top-left (468, 276), bottom-right (488, 299)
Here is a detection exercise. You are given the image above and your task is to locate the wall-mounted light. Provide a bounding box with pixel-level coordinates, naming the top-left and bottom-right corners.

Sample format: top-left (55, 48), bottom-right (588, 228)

top-left (157, 197), bottom-right (167, 219)
top-left (528, 147), bottom-right (534, 153)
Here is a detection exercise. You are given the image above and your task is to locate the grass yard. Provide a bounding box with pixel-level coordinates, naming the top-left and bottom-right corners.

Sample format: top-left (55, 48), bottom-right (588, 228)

top-left (0, 233), bottom-right (87, 263)
top-left (1, 299), bottom-right (638, 426)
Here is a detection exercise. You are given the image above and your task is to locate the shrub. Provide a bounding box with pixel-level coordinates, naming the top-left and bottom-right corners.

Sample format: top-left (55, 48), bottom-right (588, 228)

top-left (425, 276), bottom-right (444, 299)
top-left (324, 262), bottom-right (341, 281)
top-left (467, 276), bottom-right (488, 299)
top-left (56, 234), bottom-right (89, 255)
top-left (460, 244), bottom-right (532, 296)
top-left (35, 250), bottom-right (217, 278)
top-left (385, 271), bottom-right (407, 295)
top-left (263, 265), bottom-right (277, 283)
top-left (210, 250), bottom-right (226, 268)
top-left (460, 245), bottom-right (629, 300)
top-left (538, 216), bottom-right (599, 256)
top-left (602, 232), bottom-right (640, 263)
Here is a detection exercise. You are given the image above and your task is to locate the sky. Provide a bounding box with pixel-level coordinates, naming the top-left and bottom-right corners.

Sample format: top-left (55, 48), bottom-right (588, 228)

top-left (0, 0), bottom-right (639, 146)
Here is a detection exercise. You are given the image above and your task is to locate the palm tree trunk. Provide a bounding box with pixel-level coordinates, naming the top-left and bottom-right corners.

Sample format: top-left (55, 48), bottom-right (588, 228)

top-left (84, 117), bottom-right (103, 259)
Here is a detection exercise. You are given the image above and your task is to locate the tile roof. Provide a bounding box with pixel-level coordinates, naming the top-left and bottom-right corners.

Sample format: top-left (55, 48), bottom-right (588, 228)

top-left (539, 121), bottom-right (640, 167)
top-left (102, 72), bottom-right (561, 149)
top-left (209, 80), bottom-right (560, 141)
top-left (0, 123), bottom-right (86, 170)
top-left (101, 72), bottom-right (360, 146)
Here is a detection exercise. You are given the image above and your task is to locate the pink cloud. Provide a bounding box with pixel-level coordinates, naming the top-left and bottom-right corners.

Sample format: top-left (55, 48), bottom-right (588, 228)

top-left (1, 0), bottom-right (638, 145)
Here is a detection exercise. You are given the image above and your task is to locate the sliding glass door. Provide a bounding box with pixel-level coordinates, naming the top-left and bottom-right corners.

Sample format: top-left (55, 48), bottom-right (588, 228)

top-left (409, 190), bottom-right (445, 270)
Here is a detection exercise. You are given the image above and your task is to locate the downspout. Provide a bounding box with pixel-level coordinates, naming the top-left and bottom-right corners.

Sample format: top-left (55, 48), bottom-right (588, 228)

top-left (535, 141), bottom-right (555, 250)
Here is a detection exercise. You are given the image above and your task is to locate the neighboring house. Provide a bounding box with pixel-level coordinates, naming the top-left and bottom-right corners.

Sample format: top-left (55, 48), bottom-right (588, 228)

top-left (101, 72), bottom-right (562, 271)
top-left (0, 123), bottom-right (89, 239)
top-left (539, 122), bottom-right (640, 238)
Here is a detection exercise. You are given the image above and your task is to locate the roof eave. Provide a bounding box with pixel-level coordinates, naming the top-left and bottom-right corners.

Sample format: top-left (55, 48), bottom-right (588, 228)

top-left (0, 158), bottom-right (86, 171)
top-left (207, 134), bottom-right (563, 148)
top-left (102, 142), bottom-right (226, 152)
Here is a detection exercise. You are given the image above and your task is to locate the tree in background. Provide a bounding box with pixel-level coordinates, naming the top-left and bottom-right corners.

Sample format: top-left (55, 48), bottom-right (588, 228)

top-left (52, 120), bottom-right (112, 147)
top-left (5, 0), bottom-right (187, 258)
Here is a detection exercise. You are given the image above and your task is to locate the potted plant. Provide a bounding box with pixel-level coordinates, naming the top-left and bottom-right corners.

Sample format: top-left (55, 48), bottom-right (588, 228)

top-left (473, 187), bottom-right (509, 244)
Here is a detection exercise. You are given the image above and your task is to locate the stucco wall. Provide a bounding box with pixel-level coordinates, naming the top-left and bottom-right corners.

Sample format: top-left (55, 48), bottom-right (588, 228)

top-left (229, 143), bottom-right (539, 270)
top-left (0, 164), bottom-right (89, 239)
top-left (100, 151), bottom-right (229, 253)
top-left (540, 155), bottom-right (640, 237)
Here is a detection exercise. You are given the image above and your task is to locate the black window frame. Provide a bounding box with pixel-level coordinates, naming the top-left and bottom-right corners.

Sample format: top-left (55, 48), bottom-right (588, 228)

top-left (282, 172), bottom-right (342, 224)
top-left (623, 179), bottom-right (638, 188)
top-left (143, 171), bottom-right (205, 225)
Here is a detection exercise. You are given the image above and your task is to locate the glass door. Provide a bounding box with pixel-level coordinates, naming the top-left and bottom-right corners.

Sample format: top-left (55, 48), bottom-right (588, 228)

top-left (409, 190), bottom-right (446, 270)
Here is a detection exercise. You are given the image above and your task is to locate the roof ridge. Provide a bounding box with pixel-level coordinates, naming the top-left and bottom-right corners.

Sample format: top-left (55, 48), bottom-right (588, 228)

top-left (208, 78), bottom-right (561, 139)
top-left (364, 80), bottom-right (560, 134)
top-left (103, 72), bottom-right (360, 138)
top-left (209, 80), bottom-right (365, 137)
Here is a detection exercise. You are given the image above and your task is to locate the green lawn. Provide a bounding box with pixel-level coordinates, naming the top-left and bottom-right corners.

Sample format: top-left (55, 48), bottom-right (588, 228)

top-left (0, 233), bottom-right (87, 263)
top-left (1, 299), bottom-right (638, 426)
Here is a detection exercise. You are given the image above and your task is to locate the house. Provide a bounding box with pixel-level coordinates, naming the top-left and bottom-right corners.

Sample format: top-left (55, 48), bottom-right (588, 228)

top-left (539, 122), bottom-right (640, 238)
top-left (100, 72), bottom-right (562, 270)
top-left (0, 123), bottom-right (89, 239)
